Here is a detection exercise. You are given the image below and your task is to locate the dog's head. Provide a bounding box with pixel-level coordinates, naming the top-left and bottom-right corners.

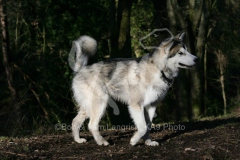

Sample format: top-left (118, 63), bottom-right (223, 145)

top-left (159, 31), bottom-right (198, 70)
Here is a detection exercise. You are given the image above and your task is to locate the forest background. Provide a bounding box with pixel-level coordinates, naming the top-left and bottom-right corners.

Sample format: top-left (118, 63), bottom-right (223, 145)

top-left (1, 0), bottom-right (240, 135)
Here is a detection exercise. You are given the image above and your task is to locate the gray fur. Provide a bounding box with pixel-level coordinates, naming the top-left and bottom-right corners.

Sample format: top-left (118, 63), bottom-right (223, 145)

top-left (68, 36), bottom-right (97, 72)
top-left (70, 32), bottom-right (197, 146)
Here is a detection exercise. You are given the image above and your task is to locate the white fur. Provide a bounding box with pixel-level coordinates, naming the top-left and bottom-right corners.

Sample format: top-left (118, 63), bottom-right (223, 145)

top-left (71, 32), bottom-right (197, 146)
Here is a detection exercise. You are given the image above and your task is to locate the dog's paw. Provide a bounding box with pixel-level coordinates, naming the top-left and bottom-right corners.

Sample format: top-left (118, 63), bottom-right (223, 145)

top-left (130, 139), bottom-right (138, 146)
top-left (97, 139), bottom-right (109, 146)
top-left (101, 140), bottom-right (109, 146)
top-left (75, 138), bottom-right (87, 143)
top-left (130, 141), bottom-right (137, 146)
top-left (145, 139), bottom-right (159, 146)
top-left (103, 140), bottom-right (110, 146)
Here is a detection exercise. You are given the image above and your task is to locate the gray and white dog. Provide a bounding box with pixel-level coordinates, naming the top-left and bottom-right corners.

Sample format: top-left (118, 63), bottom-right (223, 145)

top-left (70, 31), bottom-right (197, 146)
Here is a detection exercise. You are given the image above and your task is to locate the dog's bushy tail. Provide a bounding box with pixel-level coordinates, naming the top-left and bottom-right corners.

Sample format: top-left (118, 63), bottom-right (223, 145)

top-left (68, 36), bottom-right (97, 72)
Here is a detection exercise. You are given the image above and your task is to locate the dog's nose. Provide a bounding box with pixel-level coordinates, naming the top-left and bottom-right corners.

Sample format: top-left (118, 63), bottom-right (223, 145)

top-left (194, 57), bottom-right (198, 63)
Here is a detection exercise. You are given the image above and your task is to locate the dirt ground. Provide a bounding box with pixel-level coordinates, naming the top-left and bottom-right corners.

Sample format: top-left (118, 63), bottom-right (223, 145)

top-left (0, 116), bottom-right (239, 160)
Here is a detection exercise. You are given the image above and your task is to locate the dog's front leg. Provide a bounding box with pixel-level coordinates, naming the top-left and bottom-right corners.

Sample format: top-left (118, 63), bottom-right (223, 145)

top-left (142, 105), bottom-right (159, 146)
top-left (128, 105), bottom-right (147, 146)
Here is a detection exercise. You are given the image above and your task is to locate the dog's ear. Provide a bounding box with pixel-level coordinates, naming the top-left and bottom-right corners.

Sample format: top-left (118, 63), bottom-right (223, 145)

top-left (162, 38), bottom-right (172, 45)
top-left (175, 31), bottom-right (185, 40)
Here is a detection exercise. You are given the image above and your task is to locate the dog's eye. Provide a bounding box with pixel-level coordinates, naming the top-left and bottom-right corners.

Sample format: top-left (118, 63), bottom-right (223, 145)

top-left (178, 52), bottom-right (183, 55)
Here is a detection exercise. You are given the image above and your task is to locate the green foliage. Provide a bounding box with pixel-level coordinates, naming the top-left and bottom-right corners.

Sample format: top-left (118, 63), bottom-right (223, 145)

top-left (131, 0), bottom-right (154, 57)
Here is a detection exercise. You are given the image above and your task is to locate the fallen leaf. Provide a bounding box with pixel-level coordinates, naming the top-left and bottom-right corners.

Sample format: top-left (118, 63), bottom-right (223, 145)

top-left (184, 147), bottom-right (197, 152)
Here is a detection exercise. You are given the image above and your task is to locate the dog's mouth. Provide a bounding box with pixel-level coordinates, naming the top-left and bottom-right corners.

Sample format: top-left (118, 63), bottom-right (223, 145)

top-left (179, 63), bottom-right (195, 68)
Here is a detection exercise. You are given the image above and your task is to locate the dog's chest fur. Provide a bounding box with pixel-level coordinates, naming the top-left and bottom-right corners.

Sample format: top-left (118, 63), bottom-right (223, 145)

top-left (141, 72), bottom-right (169, 106)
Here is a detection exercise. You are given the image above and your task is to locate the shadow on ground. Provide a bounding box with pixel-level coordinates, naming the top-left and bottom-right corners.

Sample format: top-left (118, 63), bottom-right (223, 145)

top-left (0, 116), bottom-right (239, 159)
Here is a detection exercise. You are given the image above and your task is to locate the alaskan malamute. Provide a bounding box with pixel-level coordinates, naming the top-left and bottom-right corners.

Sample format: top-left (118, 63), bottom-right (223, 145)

top-left (70, 31), bottom-right (197, 146)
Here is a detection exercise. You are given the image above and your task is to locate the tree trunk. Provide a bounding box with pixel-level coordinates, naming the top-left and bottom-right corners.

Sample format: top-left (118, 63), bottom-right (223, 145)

top-left (109, 0), bottom-right (117, 58)
top-left (0, 0), bottom-right (20, 130)
top-left (220, 69), bottom-right (227, 115)
top-left (110, 0), bottom-right (133, 58)
top-left (0, 0), bottom-right (18, 103)
top-left (192, 0), bottom-right (211, 116)
top-left (215, 50), bottom-right (227, 115)
top-left (166, 0), bottom-right (177, 34)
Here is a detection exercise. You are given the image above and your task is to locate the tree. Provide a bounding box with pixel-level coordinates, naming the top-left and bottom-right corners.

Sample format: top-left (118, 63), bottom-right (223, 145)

top-left (109, 0), bottom-right (133, 58)
top-left (0, 0), bottom-right (20, 131)
top-left (166, 0), bottom-right (213, 119)
top-left (215, 50), bottom-right (227, 115)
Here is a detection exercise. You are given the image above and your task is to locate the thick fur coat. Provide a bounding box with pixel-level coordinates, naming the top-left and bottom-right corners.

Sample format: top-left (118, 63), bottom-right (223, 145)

top-left (70, 32), bottom-right (197, 146)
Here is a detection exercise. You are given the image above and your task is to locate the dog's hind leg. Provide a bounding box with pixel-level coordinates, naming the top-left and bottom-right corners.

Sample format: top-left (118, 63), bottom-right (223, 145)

top-left (88, 94), bottom-right (109, 146)
top-left (128, 105), bottom-right (147, 146)
top-left (72, 108), bottom-right (87, 143)
top-left (142, 105), bottom-right (159, 146)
